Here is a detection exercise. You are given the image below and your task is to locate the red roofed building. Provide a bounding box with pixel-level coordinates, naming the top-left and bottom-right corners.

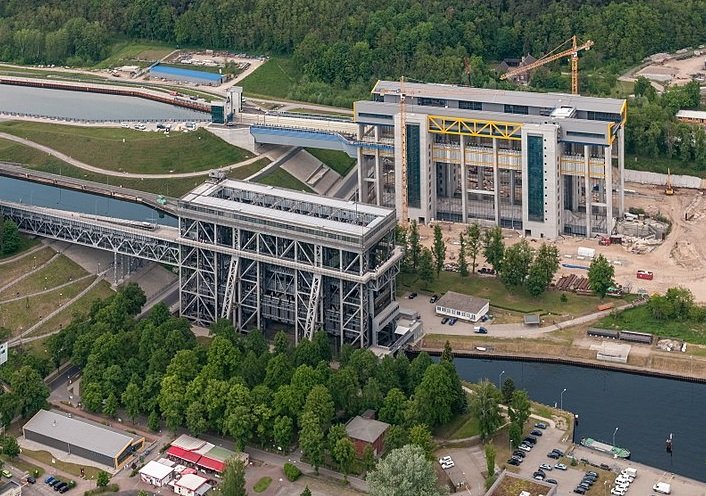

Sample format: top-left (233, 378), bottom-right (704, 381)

top-left (345, 416), bottom-right (390, 458)
top-left (166, 435), bottom-right (249, 474)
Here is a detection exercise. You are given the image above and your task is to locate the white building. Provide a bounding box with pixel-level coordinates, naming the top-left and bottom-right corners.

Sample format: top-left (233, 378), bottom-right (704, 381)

top-left (435, 291), bottom-right (490, 322)
top-left (139, 460), bottom-right (174, 487)
top-left (173, 473), bottom-right (212, 496)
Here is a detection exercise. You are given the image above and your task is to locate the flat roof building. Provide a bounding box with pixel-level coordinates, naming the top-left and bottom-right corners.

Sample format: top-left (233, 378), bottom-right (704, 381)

top-left (139, 460), bottom-right (174, 487)
top-left (149, 65), bottom-right (225, 86)
top-left (355, 80), bottom-right (627, 239)
top-left (173, 473), bottom-right (211, 496)
top-left (0, 481), bottom-right (21, 496)
top-left (22, 410), bottom-right (144, 470)
top-left (435, 291), bottom-right (489, 322)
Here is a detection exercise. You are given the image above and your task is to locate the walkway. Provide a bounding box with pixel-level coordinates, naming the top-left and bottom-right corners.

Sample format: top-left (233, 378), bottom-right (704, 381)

top-left (0, 243), bottom-right (44, 265)
top-left (0, 131), bottom-right (268, 179)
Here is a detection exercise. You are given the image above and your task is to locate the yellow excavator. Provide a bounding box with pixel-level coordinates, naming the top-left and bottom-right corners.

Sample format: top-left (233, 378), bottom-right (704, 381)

top-left (665, 168), bottom-right (674, 196)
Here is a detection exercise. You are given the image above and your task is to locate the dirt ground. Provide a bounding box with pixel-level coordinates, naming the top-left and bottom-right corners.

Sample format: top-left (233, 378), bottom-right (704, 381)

top-left (636, 53), bottom-right (706, 86)
top-left (416, 181), bottom-right (706, 302)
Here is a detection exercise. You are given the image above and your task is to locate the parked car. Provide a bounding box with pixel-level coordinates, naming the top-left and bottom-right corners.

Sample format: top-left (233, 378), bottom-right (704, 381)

top-left (507, 458), bottom-right (520, 466)
top-left (26, 476), bottom-right (36, 484)
top-left (547, 451), bottom-right (560, 459)
top-left (610, 488), bottom-right (626, 496)
top-left (120, 122), bottom-right (130, 129)
top-left (45, 476), bottom-right (56, 484)
top-left (1, 470), bottom-right (11, 478)
top-left (429, 294), bottom-right (439, 303)
top-left (55, 482), bottom-right (68, 492)
top-left (512, 450), bottom-right (526, 458)
top-left (573, 488), bottom-right (586, 495)
top-left (532, 471), bottom-right (545, 481)
top-left (448, 318), bottom-right (457, 326)
top-left (545, 479), bottom-right (558, 485)
top-left (474, 326), bottom-right (488, 334)
top-left (408, 292), bottom-right (418, 299)
top-left (636, 269), bottom-right (654, 280)
top-left (552, 448), bottom-right (565, 456)
top-left (534, 422), bottom-right (548, 429)
top-left (438, 456), bottom-right (453, 466)
top-left (518, 444), bottom-right (531, 452)
top-left (523, 436), bottom-right (538, 445)
top-left (510, 455), bottom-right (523, 464)
top-left (539, 463), bottom-right (553, 471)
top-left (531, 429), bottom-right (543, 436)
top-left (59, 485), bottom-right (70, 494)
top-left (441, 317), bottom-right (449, 324)
top-left (554, 463), bottom-right (567, 470)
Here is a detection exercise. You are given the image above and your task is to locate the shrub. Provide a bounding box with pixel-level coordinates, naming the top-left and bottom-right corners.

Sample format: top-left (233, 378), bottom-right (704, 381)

top-left (283, 462), bottom-right (301, 481)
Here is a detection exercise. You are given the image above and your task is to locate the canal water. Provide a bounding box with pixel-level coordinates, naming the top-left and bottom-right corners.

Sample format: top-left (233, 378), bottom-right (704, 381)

top-left (0, 176), bottom-right (177, 226)
top-left (0, 84), bottom-right (207, 121)
top-left (451, 357), bottom-right (706, 481)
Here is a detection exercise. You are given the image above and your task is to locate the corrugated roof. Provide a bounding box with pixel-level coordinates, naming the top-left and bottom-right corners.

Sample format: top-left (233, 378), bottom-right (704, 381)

top-left (197, 456), bottom-right (225, 473)
top-left (436, 291), bottom-right (489, 314)
top-left (150, 65), bottom-right (223, 82)
top-left (23, 410), bottom-right (139, 459)
top-left (345, 416), bottom-right (390, 443)
top-left (676, 110), bottom-right (706, 119)
top-left (372, 80), bottom-right (625, 114)
top-left (167, 445), bottom-right (201, 463)
top-left (171, 434), bottom-right (207, 451)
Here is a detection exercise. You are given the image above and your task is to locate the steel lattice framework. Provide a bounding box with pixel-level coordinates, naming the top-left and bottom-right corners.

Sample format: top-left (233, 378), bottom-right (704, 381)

top-left (0, 179), bottom-right (402, 348)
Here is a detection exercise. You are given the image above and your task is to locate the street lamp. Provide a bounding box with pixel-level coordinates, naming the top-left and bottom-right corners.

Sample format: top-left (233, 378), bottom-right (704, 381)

top-left (560, 388), bottom-right (567, 410)
top-left (613, 427), bottom-right (619, 447)
top-left (499, 370), bottom-right (506, 388)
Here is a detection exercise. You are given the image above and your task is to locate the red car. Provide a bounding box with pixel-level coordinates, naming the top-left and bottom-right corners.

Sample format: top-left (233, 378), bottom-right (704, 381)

top-left (636, 270), bottom-right (654, 280)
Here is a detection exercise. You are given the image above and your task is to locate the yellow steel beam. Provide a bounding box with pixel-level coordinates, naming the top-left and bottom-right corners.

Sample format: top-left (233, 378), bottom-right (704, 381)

top-left (428, 115), bottom-right (522, 140)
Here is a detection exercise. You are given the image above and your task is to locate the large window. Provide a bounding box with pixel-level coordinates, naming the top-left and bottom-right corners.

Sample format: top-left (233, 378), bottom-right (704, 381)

top-left (527, 135), bottom-right (544, 222)
top-left (418, 97), bottom-right (447, 107)
top-left (459, 100), bottom-right (483, 110)
top-left (406, 124), bottom-right (421, 209)
top-left (504, 104), bottom-right (529, 115)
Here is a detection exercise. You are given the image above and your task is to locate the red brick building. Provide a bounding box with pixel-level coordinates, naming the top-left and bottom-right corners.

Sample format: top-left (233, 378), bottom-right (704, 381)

top-left (345, 416), bottom-right (390, 458)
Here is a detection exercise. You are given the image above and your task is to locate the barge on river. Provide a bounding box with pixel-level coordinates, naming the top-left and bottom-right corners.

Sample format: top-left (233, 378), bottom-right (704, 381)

top-left (580, 437), bottom-right (631, 458)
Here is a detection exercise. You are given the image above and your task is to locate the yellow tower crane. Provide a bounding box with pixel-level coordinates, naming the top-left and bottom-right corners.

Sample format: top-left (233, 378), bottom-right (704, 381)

top-left (500, 35), bottom-right (594, 95)
top-left (399, 76), bottom-right (408, 226)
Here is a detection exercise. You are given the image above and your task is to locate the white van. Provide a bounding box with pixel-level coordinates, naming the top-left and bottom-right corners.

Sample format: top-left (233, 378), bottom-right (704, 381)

top-left (621, 468), bottom-right (637, 478)
top-left (653, 482), bottom-right (671, 494)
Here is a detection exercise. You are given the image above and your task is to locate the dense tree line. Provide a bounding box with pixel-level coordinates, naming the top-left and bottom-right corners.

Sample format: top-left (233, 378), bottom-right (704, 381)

top-left (2, 1), bottom-right (706, 88)
top-left (45, 284), bottom-right (468, 474)
top-left (0, 217), bottom-right (21, 257)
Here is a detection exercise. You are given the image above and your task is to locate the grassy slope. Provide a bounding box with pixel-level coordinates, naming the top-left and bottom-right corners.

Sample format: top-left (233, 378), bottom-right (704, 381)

top-left (95, 40), bottom-right (174, 69)
top-left (256, 168), bottom-right (312, 192)
top-left (238, 57), bottom-right (300, 99)
top-left (305, 148), bottom-right (356, 176)
top-left (597, 304), bottom-right (706, 344)
top-left (227, 158), bottom-right (271, 180)
top-left (398, 271), bottom-right (606, 316)
top-left (0, 122), bottom-right (252, 174)
top-left (626, 153), bottom-right (706, 178)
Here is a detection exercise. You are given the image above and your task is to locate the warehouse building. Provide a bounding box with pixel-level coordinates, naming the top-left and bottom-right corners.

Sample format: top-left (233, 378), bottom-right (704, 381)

top-left (22, 410), bottom-right (144, 470)
top-left (435, 291), bottom-right (489, 322)
top-left (149, 65), bottom-right (225, 86)
top-left (355, 81), bottom-right (627, 239)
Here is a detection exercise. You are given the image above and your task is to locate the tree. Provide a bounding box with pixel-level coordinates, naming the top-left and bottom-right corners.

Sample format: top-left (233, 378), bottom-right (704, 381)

top-left (499, 239), bottom-right (533, 287)
top-left (10, 366), bottom-right (49, 418)
top-left (527, 243), bottom-right (560, 296)
top-left (299, 411), bottom-right (324, 473)
top-left (367, 445), bottom-right (445, 496)
top-left (273, 415), bottom-right (294, 450)
top-left (384, 425), bottom-right (409, 452)
top-left (418, 248), bottom-right (435, 286)
top-left (362, 444), bottom-right (376, 472)
top-left (0, 219), bottom-right (20, 256)
top-left (501, 377), bottom-right (515, 404)
top-left (466, 223), bottom-right (482, 274)
top-left (588, 254), bottom-right (615, 298)
top-left (148, 410), bottom-right (160, 432)
top-left (300, 488), bottom-right (312, 496)
top-left (303, 385), bottom-right (335, 429)
top-left (483, 227), bottom-right (504, 273)
top-left (333, 437), bottom-right (356, 479)
top-left (508, 390), bottom-right (531, 429)
top-left (186, 401), bottom-right (209, 437)
top-left (121, 382), bottom-right (142, 423)
top-left (409, 220), bottom-right (421, 270)
top-left (96, 471), bottom-right (110, 488)
top-left (509, 421), bottom-right (523, 449)
top-left (432, 224), bottom-right (446, 276)
top-left (1, 437), bottom-right (19, 458)
top-left (457, 233), bottom-right (468, 277)
top-left (484, 443), bottom-right (496, 477)
top-left (220, 457), bottom-right (247, 496)
top-left (273, 330), bottom-right (291, 356)
top-left (413, 364), bottom-right (456, 427)
top-left (409, 424), bottom-right (433, 458)
top-left (441, 340), bottom-right (454, 363)
top-left (378, 388), bottom-right (408, 426)
top-left (470, 380), bottom-right (502, 441)
top-left (103, 392), bottom-right (118, 418)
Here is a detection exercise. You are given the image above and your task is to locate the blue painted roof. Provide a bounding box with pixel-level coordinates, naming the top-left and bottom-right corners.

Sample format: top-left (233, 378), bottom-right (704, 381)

top-left (150, 65), bottom-right (223, 82)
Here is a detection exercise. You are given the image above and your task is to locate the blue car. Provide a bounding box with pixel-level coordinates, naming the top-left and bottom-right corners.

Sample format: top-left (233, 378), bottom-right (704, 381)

top-left (45, 476), bottom-right (56, 484)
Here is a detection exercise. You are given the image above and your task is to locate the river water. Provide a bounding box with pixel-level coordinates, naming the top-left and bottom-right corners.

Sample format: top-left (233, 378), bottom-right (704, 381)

top-left (0, 176), bottom-right (177, 226)
top-left (0, 84), bottom-right (207, 121)
top-left (451, 357), bottom-right (706, 481)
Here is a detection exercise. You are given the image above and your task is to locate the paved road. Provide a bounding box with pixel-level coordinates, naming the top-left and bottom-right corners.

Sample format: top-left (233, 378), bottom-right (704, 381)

top-left (0, 131), bottom-right (268, 179)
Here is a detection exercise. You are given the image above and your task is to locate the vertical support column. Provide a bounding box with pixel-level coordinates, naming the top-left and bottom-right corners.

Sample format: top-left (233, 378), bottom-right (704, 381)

top-left (618, 128), bottom-right (625, 217)
top-left (605, 143), bottom-right (614, 234)
top-left (461, 136), bottom-right (468, 222)
top-left (356, 123), bottom-right (365, 203)
top-left (493, 139), bottom-right (500, 225)
top-left (374, 126), bottom-right (383, 205)
top-left (113, 252), bottom-right (118, 284)
top-left (584, 145), bottom-right (592, 237)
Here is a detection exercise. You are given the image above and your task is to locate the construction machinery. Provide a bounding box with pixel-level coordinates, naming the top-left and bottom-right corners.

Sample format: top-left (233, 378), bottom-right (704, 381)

top-left (665, 168), bottom-right (674, 195)
top-left (500, 35), bottom-right (594, 95)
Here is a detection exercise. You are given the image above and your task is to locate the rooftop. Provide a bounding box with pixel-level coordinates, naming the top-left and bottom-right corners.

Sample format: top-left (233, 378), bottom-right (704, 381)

top-left (371, 80), bottom-right (626, 115)
top-left (487, 472), bottom-right (556, 496)
top-left (23, 410), bottom-right (141, 459)
top-left (0, 481), bottom-right (20, 495)
top-left (150, 64), bottom-right (223, 82)
top-left (139, 460), bottom-right (174, 480)
top-left (180, 179), bottom-right (395, 239)
top-left (676, 109), bottom-right (706, 119)
top-left (175, 473), bottom-right (209, 491)
top-left (436, 291), bottom-right (489, 314)
top-left (345, 416), bottom-right (390, 443)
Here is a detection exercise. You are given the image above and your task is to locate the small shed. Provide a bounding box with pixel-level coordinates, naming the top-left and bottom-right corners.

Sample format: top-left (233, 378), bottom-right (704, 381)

top-left (435, 291), bottom-right (489, 322)
top-left (345, 416), bottom-right (390, 458)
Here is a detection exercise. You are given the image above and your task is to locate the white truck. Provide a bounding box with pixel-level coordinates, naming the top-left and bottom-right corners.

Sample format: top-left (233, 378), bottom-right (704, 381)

top-left (653, 482), bottom-right (671, 494)
top-left (577, 246), bottom-right (596, 259)
top-left (621, 467), bottom-right (637, 478)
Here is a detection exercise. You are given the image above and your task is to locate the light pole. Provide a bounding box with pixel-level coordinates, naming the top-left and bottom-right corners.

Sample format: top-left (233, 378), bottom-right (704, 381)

top-left (613, 427), bottom-right (619, 447)
top-left (499, 370), bottom-right (506, 389)
top-left (560, 388), bottom-right (567, 410)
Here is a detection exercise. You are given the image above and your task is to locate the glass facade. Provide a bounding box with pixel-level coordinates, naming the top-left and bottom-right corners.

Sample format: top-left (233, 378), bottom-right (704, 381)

top-left (527, 135), bottom-right (544, 222)
top-left (407, 124), bottom-right (421, 209)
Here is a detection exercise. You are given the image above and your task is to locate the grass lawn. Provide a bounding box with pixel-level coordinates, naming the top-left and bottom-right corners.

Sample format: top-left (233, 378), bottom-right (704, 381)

top-left (253, 476), bottom-right (273, 493)
top-left (626, 153), bottom-right (706, 178)
top-left (96, 40), bottom-right (174, 69)
top-left (434, 410), bottom-right (481, 440)
top-left (239, 57), bottom-right (300, 99)
top-left (228, 158), bottom-right (271, 180)
top-left (597, 304), bottom-right (706, 344)
top-left (29, 280), bottom-right (114, 337)
top-left (21, 448), bottom-right (101, 479)
top-left (398, 271), bottom-right (607, 316)
top-left (0, 235), bottom-right (39, 260)
top-left (305, 148), bottom-right (356, 176)
top-left (1, 454), bottom-right (44, 477)
top-left (257, 168), bottom-right (313, 192)
top-left (287, 108), bottom-right (352, 118)
top-left (0, 122), bottom-right (253, 174)
top-left (0, 254), bottom-right (87, 299)
top-left (0, 247), bottom-right (54, 284)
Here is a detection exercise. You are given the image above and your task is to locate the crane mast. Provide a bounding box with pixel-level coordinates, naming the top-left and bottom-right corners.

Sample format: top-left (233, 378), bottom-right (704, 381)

top-left (399, 76), bottom-right (409, 226)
